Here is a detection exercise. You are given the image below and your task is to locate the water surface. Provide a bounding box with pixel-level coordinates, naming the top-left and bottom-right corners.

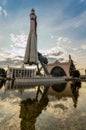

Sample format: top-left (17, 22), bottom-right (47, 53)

top-left (0, 81), bottom-right (86, 130)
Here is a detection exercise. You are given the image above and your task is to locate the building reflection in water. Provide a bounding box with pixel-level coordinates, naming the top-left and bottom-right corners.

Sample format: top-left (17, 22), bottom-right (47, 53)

top-left (18, 81), bottom-right (81, 130)
top-left (48, 81), bottom-right (81, 108)
top-left (5, 80), bottom-right (81, 109)
top-left (4, 80), bottom-right (81, 109)
top-left (0, 80), bottom-right (5, 89)
top-left (3, 80), bottom-right (82, 130)
top-left (19, 96), bottom-right (49, 130)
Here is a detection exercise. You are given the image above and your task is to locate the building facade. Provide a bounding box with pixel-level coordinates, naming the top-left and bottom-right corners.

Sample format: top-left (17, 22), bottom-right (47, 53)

top-left (47, 60), bottom-right (70, 77)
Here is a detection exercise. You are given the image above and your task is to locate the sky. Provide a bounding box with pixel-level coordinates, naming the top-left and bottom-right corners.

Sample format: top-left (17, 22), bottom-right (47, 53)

top-left (0, 0), bottom-right (86, 71)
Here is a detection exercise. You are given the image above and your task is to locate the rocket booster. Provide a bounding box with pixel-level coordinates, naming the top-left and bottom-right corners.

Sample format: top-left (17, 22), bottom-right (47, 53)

top-left (24, 8), bottom-right (38, 65)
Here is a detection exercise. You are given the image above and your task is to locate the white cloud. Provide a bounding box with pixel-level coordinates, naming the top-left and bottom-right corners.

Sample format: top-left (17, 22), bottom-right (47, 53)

top-left (81, 44), bottom-right (86, 49)
top-left (0, 48), bottom-right (10, 61)
top-left (9, 33), bottom-right (28, 58)
top-left (3, 9), bottom-right (7, 16)
top-left (9, 34), bottom-right (68, 61)
top-left (0, 34), bottom-right (69, 63)
top-left (72, 48), bottom-right (78, 51)
top-left (0, 5), bottom-right (7, 17)
top-left (41, 37), bottom-right (69, 61)
top-left (0, 33), bottom-right (28, 62)
top-left (10, 33), bottom-right (27, 48)
top-left (0, 6), bottom-right (2, 12)
top-left (0, 33), bottom-right (85, 67)
top-left (56, 37), bottom-right (71, 46)
top-left (54, 11), bottom-right (86, 32)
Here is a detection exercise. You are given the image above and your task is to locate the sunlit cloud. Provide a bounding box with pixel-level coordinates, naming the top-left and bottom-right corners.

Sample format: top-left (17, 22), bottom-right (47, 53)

top-left (40, 36), bottom-right (70, 62)
top-left (10, 33), bottom-right (27, 49)
top-left (81, 44), bottom-right (86, 49)
top-left (0, 0), bottom-right (86, 68)
top-left (0, 48), bottom-right (10, 61)
top-left (0, 34), bottom-right (69, 63)
top-left (9, 33), bottom-right (28, 58)
top-left (0, 33), bottom-right (27, 62)
top-left (72, 48), bottom-right (78, 51)
top-left (56, 37), bottom-right (72, 46)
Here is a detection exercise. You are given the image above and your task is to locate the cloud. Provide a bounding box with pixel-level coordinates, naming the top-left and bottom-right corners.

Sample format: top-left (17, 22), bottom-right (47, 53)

top-left (56, 37), bottom-right (72, 46)
top-left (81, 44), bottom-right (86, 49)
top-left (80, 0), bottom-right (86, 2)
top-left (0, 33), bottom-right (85, 68)
top-left (41, 36), bottom-right (70, 62)
top-left (9, 34), bottom-right (68, 62)
top-left (0, 34), bottom-right (69, 64)
top-left (10, 33), bottom-right (27, 49)
top-left (0, 33), bottom-right (27, 62)
top-left (9, 33), bottom-right (28, 58)
top-left (53, 11), bottom-right (86, 32)
top-left (0, 5), bottom-right (7, 17)
top-left (0, 48), bottom-right (10, 61)
top-left (72, 48), bottom-right (78, 51)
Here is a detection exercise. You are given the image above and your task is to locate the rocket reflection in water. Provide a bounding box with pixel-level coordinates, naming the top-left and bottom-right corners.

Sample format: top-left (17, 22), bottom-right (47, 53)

top-left (19, 96), bottom-right (49, 130)
top-left (19, 82), bottom-right (81, 130)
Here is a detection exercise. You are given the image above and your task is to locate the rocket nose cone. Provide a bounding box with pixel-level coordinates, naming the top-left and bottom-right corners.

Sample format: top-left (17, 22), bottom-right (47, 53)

top-left (31, 8), bottom-right (35, 14)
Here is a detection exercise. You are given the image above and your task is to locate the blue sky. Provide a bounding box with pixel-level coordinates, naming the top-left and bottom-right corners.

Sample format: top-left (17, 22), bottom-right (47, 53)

top-left (0, 0), bottom-right (86, 70)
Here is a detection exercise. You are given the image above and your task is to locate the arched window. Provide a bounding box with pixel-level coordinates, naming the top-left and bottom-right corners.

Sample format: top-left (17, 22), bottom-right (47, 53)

top-left (51, 66), bottom-right (66, 77)
top-left (52, 83), bottom-right (66, 92)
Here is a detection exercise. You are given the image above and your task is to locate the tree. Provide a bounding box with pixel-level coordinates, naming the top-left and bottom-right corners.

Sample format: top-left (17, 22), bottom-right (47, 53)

top-left (0, 68), bottom-right (6, 77)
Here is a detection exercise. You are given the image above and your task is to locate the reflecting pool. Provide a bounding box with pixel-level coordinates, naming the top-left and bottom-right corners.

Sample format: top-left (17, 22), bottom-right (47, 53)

top-left (0, 81), bottom-right (86, 130)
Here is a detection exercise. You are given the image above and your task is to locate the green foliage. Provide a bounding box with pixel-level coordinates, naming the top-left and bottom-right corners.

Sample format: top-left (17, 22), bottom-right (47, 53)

top-left (19, 97), bottom-right (49, 130)
top-left (72, 70), bottom-right (80, 78)
top-left (0, 68), bottom-right (6, 77)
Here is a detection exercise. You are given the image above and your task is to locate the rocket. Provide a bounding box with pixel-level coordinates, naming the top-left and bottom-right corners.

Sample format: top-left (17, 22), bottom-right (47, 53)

top-left (24, 8), bottom-right (38, 65)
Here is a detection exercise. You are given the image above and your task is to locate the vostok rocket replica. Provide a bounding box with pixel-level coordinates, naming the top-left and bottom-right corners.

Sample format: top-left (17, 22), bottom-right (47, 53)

top-left (24, 8), bottom-right (49, 75)
top-left (24, 8), bottom-right (38, 65)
